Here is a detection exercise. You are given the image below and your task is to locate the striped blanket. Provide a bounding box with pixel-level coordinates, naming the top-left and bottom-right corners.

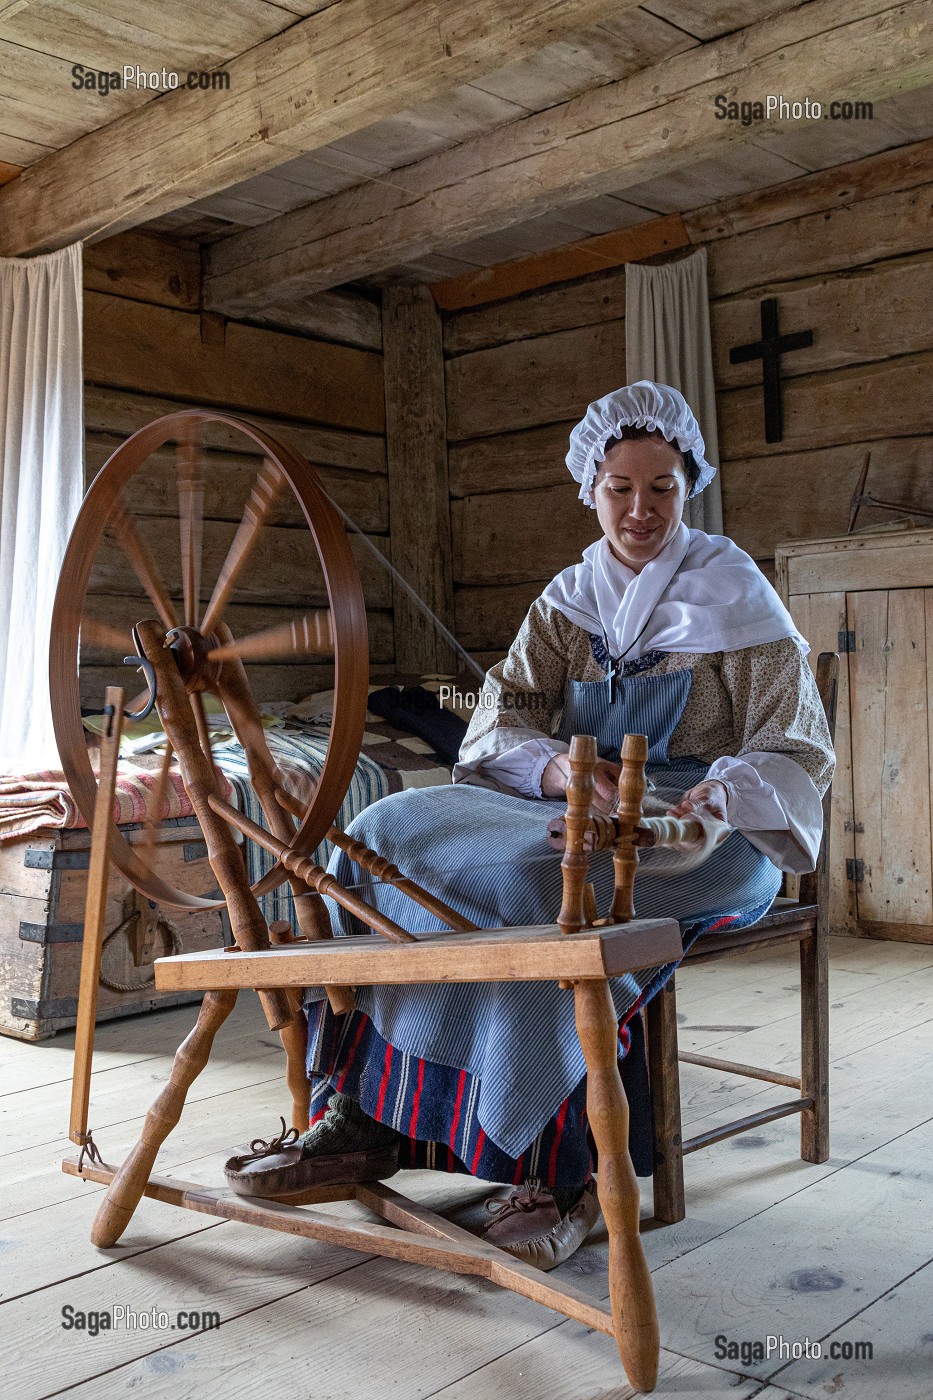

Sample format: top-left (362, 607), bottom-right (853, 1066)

top-left (0, 764), bottom-right (234, 845)
top-left (0, 710), bottom-right (453, 884)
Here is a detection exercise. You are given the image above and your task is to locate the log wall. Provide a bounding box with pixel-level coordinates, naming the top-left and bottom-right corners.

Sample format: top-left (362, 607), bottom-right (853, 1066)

top-left (441, 139), bottom-right (933, 662)
top-left (81, 232), bottom-right (389, 706)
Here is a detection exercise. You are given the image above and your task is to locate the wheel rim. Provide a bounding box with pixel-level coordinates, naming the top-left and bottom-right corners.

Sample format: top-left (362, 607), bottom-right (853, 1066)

top-left (50, 410), bottom-right (369, 911)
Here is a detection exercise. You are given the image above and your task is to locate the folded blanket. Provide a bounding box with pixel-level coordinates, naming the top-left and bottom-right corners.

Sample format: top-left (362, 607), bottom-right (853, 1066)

top-left (0, 764), bottom-right (233, 845)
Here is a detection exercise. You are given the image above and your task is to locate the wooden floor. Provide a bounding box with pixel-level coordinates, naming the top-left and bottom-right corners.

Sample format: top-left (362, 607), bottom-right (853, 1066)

top-left (1, 934), bottom-right (931, 1400)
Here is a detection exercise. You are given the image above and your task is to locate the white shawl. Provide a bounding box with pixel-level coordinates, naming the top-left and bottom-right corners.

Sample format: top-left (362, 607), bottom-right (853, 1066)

top-left (540, 523), bottom-right (806, 660)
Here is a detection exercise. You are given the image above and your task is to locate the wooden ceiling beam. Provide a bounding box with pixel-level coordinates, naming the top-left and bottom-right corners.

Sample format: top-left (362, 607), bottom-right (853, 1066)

top-left (0, 0), bottom-right (632, 257)
top-left (204, 0), bottom-right (933, 313)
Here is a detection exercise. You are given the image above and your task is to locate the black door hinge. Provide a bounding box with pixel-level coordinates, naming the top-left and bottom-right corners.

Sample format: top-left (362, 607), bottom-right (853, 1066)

top-left (838, 630), bottom-right (856, 653)
top-left (846, 858), bottom-right (865, 883)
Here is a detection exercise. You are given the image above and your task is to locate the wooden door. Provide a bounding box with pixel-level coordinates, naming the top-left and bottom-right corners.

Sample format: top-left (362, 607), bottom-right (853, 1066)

top-left (847, 588), bottom-right (933, 938)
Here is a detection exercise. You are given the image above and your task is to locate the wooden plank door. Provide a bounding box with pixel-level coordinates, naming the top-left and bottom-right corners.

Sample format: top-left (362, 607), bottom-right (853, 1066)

top-left (787, 590), bottom-right (856, 935)
top-left (848, 589), bottom-right (933, 937)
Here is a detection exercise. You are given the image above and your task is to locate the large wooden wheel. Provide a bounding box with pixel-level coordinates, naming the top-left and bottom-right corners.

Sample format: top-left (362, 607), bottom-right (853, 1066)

top-left (50, 410), bottom-right (369, 913)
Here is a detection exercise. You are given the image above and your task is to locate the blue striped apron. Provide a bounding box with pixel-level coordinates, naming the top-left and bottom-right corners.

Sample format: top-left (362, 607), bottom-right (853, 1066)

top-left (308, 664), bottom-right (781, 1170)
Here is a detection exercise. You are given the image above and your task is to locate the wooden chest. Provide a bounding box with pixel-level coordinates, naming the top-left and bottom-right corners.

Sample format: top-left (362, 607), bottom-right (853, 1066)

top-left (0, 816), bottom-right (230, 1040)
top-left (776, 528), bottom-right (933, 944)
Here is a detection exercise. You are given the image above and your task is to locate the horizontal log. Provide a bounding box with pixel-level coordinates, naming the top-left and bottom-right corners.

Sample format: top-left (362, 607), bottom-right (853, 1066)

top-left (705, 183), bottom-right (933, 300)
top-left (79, 662), bottom-right (332, 711)
top-left (241, 286), bottom-right (383, 353)
top-left (444, 270), bottom-right (626, 357)
top-left (712, 252), bottom-right (933, 388)
top-left (432, 213), bottom-right (688, 312)
top-left (684, 134), bottom-right (933, 244)
top-left (90, 519), bottom-right (393, 610)
top-left (470, 649), bottom-right (508, 674)
top-left (84, 292), bottom-right (385, 434)
top-left (83, 232), bottom-right (201, 311)
top-left (449, 421), bottom-right (576, 498)
top-left (83, 385), bottom-right (387, 475)
top-left (721, 438), bottom-right (933, 560)
top-left (80, 596), bottom-right (394, 666)
top-left (453, 484), bottom-right (596, 585)
top-left (446, 321), bottom-right (626, 440)
top-left (84, 436), bottom-right (389, 535)
top-left (718, 350), bottom-right (933, 461)
top-left (454, 582), bottom-right (547, 651)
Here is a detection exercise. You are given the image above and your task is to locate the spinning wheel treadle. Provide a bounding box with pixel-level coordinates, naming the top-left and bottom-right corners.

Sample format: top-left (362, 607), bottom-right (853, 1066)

top-left (51, 412), bottom-right (707, 1395)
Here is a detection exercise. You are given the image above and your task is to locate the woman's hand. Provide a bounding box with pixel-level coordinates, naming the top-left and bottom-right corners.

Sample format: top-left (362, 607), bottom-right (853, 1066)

top-left (542, 753), bottom-right (622, 814)
top-left (667, 779), bottom-right (729, 824)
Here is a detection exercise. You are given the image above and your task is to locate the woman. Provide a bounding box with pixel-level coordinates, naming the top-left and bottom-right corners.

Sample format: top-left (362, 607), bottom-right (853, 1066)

top-left (227, 381), bottom-right (834, 1271)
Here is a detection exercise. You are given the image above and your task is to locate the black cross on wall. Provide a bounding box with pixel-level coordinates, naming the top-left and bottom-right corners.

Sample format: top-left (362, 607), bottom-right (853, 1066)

top-left (729, 297), bottom-right (814, 443)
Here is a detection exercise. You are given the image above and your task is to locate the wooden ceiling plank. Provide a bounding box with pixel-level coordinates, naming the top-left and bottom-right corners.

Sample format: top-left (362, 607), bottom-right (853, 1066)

top-left (643, 0), bottom-right (804, 43)
top-left (0, 0), bottom-right (639, 256)
top-left (2, 0), bottom-right (306, 75)
top-left (204, 0), bottom-right (933, 311)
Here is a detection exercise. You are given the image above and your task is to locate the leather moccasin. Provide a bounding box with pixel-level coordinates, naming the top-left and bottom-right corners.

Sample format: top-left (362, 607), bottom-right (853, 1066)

top-left (481, 1178), bottom-right (600, 1271)
top-left (223, 1119), bottom-right (399, 1202)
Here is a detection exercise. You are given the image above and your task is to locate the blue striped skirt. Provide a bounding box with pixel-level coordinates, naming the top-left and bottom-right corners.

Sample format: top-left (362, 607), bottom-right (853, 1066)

top-left (308, 768), bottom-right (781, 1184)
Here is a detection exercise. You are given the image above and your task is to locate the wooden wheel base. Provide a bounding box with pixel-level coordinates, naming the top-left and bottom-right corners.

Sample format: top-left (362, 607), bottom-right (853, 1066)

top-left (61, 1160), bottom-right (637, 1367)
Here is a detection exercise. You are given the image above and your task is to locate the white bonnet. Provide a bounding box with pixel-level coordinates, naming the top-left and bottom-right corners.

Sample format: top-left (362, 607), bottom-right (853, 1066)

top-left (566, 380), bottom-right (717, 508)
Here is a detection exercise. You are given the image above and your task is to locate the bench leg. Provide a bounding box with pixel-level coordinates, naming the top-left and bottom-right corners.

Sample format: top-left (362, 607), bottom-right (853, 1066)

top-left (575, 979), bottom-right (659, 1393)
top-left (91, 988), bottom-right (239, 1247)
top-left (800, 920), bottom-right (829, 1163)
top-left (645, 979), bottom-right (685, 1224)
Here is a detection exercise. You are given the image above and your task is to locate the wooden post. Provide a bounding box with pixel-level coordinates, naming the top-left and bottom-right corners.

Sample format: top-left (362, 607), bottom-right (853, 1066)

top-left (382, 283), bottom-right (455, 674)
top-left (800, 651), bottom-right (835, 1162)
top-left (70, 685), bottom-right (125, 1145)
top-left (800, 917), bottom-right (829, 1162)
top-left (609, 734), bottom-right (647, 922)
top-left (574, 978), bottom-right (659, 1393)
top-left (557, 735), bottom-right (597, 935)
top-left (269, 920), bottom-right (313, 1133)
top-left (645, 981), bottom-right (686, 1224)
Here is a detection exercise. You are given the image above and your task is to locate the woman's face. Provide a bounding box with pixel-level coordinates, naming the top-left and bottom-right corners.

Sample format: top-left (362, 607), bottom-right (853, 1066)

top-left (592, 436), bottom-right (688, 572)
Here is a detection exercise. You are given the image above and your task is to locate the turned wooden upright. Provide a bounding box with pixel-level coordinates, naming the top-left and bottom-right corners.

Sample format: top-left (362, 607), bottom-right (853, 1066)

top-left (551, 733), bottom-right (661, 1389)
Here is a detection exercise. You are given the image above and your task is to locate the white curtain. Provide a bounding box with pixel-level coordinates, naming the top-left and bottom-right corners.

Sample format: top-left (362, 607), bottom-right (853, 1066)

top-left (0, 244), bottom-right (84, 774)
top-left (625, 247), bottom-right (723, 534)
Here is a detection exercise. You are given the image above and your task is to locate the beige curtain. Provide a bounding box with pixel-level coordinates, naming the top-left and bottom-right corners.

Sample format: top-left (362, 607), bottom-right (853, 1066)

top-left (0, 244), bottom-right (84, 774)
top-left (625, 247), bottom-right (723, 534)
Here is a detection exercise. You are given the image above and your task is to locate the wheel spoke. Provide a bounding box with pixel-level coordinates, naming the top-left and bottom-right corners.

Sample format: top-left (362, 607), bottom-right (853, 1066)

top-left (177, 423), bottom-right (204, 629)
top-left (206, 610), bottom-right (333, 663)
top-left (107, 496), bottom-right (178, 632)
top-left (138, 740), bottom-right (174, 872)
top-left (200, 458), bottom-right (283, 636)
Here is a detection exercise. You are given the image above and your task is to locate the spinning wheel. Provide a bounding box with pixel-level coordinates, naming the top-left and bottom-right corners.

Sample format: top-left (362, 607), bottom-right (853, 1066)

top-left (50, 409), bottom-right (370, 913)
top-left (52, 412), bottom-right (717, 1395)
